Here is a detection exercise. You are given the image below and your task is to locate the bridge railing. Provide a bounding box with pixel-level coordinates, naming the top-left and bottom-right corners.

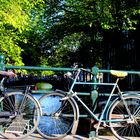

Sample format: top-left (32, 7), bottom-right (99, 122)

top-left (1, 54), bottom-right (140, 90)
top-left (1, 54), bottom-right (140, 137)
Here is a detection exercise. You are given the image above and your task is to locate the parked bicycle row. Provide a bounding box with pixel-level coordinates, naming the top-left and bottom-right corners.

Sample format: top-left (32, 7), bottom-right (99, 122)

top-left (0, 69), bottom-right (140, 140)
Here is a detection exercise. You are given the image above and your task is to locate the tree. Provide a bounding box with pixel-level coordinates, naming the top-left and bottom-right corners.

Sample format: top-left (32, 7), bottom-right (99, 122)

top-left (1, 0), bottom-right (139, 70)
top-left (31, 0), bottom-right (140, 68)
top-left (0, 0), bottom-right (44, 66)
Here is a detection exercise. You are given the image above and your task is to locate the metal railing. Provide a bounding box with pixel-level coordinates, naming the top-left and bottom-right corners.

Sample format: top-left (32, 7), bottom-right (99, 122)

top-left (1, 54), bottom-right (140, 138)
top-left (1, 54), bottom-right (140, 90)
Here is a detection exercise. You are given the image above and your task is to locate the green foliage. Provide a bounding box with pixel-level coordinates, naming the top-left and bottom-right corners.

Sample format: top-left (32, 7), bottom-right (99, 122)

top-left (37, 0), bottom-right (140, 68)
top-left (0, 0), bottom-right (44, 67)
top-left (0, 0), bottom-right (140, 73)
top-left (47, 33), bottom-right (82, 67)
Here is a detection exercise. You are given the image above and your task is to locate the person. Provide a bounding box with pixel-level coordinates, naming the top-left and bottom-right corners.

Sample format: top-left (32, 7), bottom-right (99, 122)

top-left (0, 70), bottom-right (16, 76)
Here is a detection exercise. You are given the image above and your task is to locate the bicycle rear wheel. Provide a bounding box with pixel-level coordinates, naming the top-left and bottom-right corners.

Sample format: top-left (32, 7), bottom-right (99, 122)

top-left (37, 91), bottom-right (78, 139)
top-left (0, 91), bottom-right (41, 139)
top-left (109, 95), bottom-right (140, 140)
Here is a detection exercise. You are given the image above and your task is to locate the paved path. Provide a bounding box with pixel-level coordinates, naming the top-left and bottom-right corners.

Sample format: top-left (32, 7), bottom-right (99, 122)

top-left (0, 134), bottom-right (117, 140)
top-left (0, 134), bottom-right (139, 140)
top-left (27, 135), bottom-right (140, 140)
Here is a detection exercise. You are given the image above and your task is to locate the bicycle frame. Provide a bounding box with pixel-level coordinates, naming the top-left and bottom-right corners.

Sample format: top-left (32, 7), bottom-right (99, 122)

top-left (36, 68), bottom-right (140, 140)
top-left (66, 69), bottom-right (128, 125)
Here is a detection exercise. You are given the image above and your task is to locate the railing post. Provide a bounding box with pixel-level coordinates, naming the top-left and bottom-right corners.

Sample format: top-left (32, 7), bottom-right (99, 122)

top-left (92, 66), bottom-right (99, 89)
top-left (91, 66), bottom-right (99, 109)
top-left (89, 66), bottom-right (99, 138)
top-left (0, 54), bottom-right (5, 70)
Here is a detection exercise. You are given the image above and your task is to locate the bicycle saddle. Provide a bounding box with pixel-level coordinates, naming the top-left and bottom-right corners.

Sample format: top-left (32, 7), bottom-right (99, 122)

top-left (110, 70), bottom-right (128, 78)
top-left (0, 71), bottom-right (16, 77)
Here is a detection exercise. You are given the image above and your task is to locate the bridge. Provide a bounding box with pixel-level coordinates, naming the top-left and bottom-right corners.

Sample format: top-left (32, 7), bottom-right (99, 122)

top-left (1, 54), bottom-right (140, 139)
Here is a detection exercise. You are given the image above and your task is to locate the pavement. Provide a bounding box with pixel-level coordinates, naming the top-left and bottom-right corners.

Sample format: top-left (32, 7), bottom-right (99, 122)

top-left (0, 133), bottom-right (140, 140)
top-left (0, 134), bottom-right (118, 140)
top-left (26, 134), bottom-right (119, 140)
top-left (23, 135), bottom-right (140, 140)
top-left (0, 129), bottom-right (139, 140)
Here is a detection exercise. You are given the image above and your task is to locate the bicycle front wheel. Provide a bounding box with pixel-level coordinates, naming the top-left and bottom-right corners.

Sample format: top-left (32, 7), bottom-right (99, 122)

top-left (109, 95), bottom-right (140, 140)
top-left (0, 91), bottom-right (41, 139)
top-left (37, 91), bottom-right (78, 139)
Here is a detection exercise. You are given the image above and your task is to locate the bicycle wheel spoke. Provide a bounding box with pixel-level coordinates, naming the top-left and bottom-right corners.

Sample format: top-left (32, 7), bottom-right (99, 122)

top-left (2, 95), bottom-right (15, 112)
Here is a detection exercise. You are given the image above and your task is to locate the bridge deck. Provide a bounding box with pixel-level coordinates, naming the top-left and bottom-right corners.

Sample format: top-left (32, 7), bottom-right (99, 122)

top-left (0, 134), bottom-right (139, 140)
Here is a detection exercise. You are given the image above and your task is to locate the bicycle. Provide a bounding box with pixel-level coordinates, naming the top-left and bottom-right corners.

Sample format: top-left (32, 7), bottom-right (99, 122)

top-left (36, 68), bottom-right (140, 140)
top-left (0, 71), bottom-right (41, 139)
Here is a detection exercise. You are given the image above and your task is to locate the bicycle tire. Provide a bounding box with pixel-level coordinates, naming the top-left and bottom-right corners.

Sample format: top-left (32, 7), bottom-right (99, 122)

top-left (37, 91), bottom-right (78, 139)
top-left (109, 95), bottom-right (140, 140)
top-left (0, 91), bottom-right (41, 139)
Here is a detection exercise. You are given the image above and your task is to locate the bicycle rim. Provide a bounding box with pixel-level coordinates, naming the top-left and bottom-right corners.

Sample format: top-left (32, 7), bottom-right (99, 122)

top-left (0, 91), bottom-right (41, 139)
top-left (37, 91), bottom-right (78, 139)
top-left (109, 95), bottom-right (140, 140)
